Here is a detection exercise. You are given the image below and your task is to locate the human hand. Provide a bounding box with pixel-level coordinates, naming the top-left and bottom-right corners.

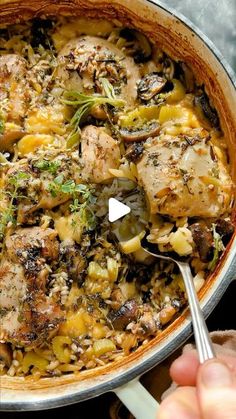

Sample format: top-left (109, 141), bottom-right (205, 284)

top-left (158, 350), bottom-right (236, 418)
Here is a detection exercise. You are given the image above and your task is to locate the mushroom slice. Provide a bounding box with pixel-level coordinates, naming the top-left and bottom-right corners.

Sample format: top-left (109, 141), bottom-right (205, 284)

top-left (194, 92), bottom-right (219, 128)
top-left (119, 121), bottom-right (160, 142)
top-left (125, 143), bottom-right (144, 162)
top-left (137, 73), bottom-right (167, 100)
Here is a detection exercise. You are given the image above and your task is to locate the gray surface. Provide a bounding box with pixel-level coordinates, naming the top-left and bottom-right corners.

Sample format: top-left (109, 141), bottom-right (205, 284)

top-left (164, 0), bottom-right (236, 71)
top-left (3, 1), bottom-right (236, 417)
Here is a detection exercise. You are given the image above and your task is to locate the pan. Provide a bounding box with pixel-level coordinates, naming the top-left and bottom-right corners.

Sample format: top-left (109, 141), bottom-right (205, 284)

top-left (0, 1), bottom-right (236, 418)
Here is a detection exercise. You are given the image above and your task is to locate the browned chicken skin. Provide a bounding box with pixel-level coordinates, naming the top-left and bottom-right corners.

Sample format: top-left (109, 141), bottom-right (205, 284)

top-left (0, 228), bottom-right (63, 347)
top-left (57, 36), bottom-right (141, 107)
top-left (137, 135), bottom-right (233, 217)
top-left (0, 54), bottom-right (29, 122)
top-left (0, 54), bottom-right (29, 150)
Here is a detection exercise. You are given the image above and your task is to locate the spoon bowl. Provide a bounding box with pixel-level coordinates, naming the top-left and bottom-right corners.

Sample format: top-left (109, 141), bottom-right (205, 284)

top-left (141, 238), bottom-right (216, 363)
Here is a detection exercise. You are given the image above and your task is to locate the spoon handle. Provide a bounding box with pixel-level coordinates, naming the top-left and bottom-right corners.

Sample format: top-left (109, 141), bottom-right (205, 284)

top-left (177, 262), bottom-right (216, 363)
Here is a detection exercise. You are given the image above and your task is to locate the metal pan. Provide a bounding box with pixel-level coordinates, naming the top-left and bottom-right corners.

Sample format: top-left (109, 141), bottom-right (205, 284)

top-left (1, 1), bottom-right (236, 417)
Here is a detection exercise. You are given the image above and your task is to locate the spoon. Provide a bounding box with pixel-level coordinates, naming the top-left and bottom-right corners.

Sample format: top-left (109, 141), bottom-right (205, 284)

top-left (141, 238), bottom-right (216, 363)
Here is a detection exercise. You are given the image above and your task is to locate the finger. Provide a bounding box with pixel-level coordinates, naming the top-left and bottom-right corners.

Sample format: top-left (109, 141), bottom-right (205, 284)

top-left (170, 350), bottom-right (199, 386)
top-left (158, 386), bottom-right (200, 419)
top-left (170, 350), bottom-right (236, 387)
top-left (197, 359), bottom-right (236, 419)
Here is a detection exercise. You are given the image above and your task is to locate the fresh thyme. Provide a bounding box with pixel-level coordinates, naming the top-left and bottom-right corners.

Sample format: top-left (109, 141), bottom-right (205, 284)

top-left (0, 172), bottom-right (30, 241)
top-left (47, 177), bottom-right (96, 231)
top-left (69, 183), bottom-right (96, 231)
top-left (47, 174), bottom-right (64, 197)
top-left (33, 159), bottom-right (61, 174)
top-left (62, 78), bottom-right (125, 148)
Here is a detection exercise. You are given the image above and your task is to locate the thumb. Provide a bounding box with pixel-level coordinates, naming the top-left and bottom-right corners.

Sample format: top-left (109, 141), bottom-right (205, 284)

top-left (197, 359), bottom-right (236, 419)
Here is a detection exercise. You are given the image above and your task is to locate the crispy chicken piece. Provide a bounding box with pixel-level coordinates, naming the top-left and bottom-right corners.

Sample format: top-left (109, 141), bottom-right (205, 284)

top-left (0, 54), bottom-right (29, 122)
top-left (137, 135), bottom-right (233, 217)
top-left (80, 125), bottom-right (121, 183)
top-left (0, 55), bottom-right (29, 150)
top-left (0, 228), bottom-right (63, 347)
top-left (57, 36), bottom-right (141, 107)
top-left (5, 227), bottom-right (59, 265)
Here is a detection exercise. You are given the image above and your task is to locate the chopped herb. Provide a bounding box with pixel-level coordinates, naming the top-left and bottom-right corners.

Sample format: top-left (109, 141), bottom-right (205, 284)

top-left (62, 78), bottom-right (125, 148)
top-left (208, 224), bottom-right (225, 271)
top-left (34, 159), bottom-right (60, 174)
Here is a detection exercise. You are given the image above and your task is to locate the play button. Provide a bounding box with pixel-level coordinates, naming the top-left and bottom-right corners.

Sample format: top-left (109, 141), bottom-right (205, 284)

top-left (108, 198), bottom-right (131, 222)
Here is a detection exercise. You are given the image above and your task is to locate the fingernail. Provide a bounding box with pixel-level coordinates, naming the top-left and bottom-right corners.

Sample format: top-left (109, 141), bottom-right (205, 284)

top-left (200, 360), bottom-right (233, 388)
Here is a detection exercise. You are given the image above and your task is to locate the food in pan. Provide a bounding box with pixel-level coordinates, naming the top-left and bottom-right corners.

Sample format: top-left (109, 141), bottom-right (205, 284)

top-left (0, 17), bottom-right (234, 378)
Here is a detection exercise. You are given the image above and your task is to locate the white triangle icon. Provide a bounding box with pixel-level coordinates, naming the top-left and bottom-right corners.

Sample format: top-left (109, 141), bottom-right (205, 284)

top-left (108, 198), bottom-right (131, 222)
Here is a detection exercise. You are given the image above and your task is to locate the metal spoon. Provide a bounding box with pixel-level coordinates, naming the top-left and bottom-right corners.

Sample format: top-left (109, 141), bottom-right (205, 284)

top-left (141, 239), bottom-right (216, 363)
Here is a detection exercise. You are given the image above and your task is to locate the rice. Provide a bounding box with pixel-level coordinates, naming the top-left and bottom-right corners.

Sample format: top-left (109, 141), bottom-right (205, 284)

top-left (0, 15), bottom-right (233, 380)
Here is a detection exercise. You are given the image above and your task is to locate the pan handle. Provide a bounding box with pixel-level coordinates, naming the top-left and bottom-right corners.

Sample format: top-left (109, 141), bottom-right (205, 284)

top-left (114, 378), bottom-right (159, 419)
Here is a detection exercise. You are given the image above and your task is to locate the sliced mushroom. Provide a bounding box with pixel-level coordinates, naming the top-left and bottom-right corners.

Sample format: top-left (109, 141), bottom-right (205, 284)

top-left (0, 343), bottom-right (13, 367)
top-left (163, 57), bottom-right (175, 80)
top-left (189, 222), bottom-right (213, 262)
top-left (195, 93), bottom-right (219, 128)
top-left (137, 73), bottom-right (167, 100)
top-left (109, 299), bottom-right (138, 330)
top-left (125, 143), bottom-right (144, 162)
top-left (119, 121), bottom-right (160, 142)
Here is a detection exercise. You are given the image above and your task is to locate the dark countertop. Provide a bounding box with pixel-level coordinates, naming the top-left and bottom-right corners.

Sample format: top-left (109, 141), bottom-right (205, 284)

top-left (4, 1), bottom-right (236, 417)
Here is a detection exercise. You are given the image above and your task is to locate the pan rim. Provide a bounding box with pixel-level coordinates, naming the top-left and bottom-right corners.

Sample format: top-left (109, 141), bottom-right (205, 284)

top-left (1, 0), bottom-right (236, 410)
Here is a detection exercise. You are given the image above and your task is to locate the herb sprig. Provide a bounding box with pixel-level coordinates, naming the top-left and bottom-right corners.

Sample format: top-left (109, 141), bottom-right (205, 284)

top-left (47, 177), bottom-right (96, 231)
top-left (62, 78), bottom-right (125, 148)
top-left (0, 172), bottom-right (30, 241)
top-left (33, 159), bottom-right (60, 175)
